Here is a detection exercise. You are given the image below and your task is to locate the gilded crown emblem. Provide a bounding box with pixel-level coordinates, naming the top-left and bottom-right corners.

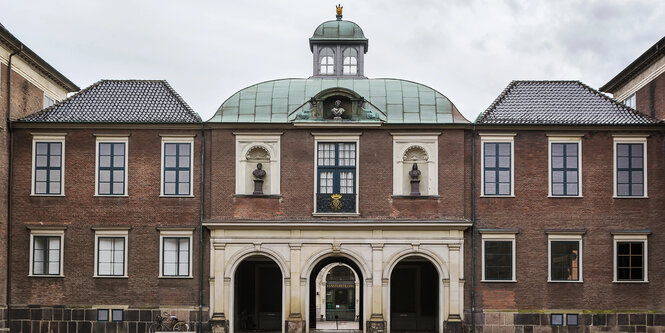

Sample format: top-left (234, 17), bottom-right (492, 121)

top-left (336, 4), bottom-right (343, 15)
top-left (330, 193), bottom-right (343, 210)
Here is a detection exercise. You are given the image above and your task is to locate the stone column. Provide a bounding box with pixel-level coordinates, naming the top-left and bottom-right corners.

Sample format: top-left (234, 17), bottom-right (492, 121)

top-left (210, 241), bottom-right (229, 333)
top-left (368, 243), bottom-right (386, 333)
top-left (287, 243), bottom-right (305, 333)
top-left (445, 244), bottom-right (463, 333)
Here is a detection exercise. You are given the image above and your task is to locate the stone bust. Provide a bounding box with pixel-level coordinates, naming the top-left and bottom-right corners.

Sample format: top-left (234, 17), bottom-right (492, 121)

top-left (253, 163), bottom-right (266, 179)
top-left (409, 163), bottom-right (421, 180)
top-left (331, 100), bottom-right (345, 119)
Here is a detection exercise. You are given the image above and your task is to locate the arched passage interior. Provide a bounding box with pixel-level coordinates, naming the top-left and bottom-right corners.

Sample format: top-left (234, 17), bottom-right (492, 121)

top-left (234, 255), bottom-right (283, 332)
top-left (390, 256), bottom-right (439, 333)
top-left (309, 256), bottom-right (364, 330)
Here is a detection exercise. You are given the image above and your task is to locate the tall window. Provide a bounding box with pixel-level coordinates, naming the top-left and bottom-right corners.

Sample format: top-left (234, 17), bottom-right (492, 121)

top-left (316, 142), bottom-right (356, 213)
top-left (95, 232), bottom-right (127, 277)
top-left (624, 93), bottom-right (636, 109)
top-left (483, 142), bottom-right (512, 196)
top-left (162, 237), bottom-right (190, 277)
top-left (33, 138), bottom-right (64, 195)
top-left (342, 48), bottom-right (358, 75)
top-left (548, 236), bottom-right (582, 282)
top-left (613, 233), bottom-right (648, 282)
top-left (162, 138), bottom-right (193, 196)
top-left (32, 236), bottom-right (61, 275)
top-left (550, 141), bottom-right (580, 196)
top-left (319, 47), bottom-right (335, 75)
top-left (97, 139), bottom-right (127, 196)
top-left (616, 142), bottom-right (645, 197)
top-left (481, 233), bottom-right (516, 282)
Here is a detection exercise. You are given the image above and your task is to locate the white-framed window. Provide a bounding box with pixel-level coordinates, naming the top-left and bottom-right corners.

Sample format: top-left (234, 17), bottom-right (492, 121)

top-left (95, 136), bottom-right (129, 196)
top-left (613, 135), bottom-right (647, 198)
top-left (159, 229), bottom-right (193, 278)
top-left (94, 229), bottom-right (129, 278)
top-left (161, 136), bottom-right (194, 197)
top-left (547, 233), bottom-right (583, 282)
top-left (28, 228), bottom-right (65, 277)
top-left (43, 94), bottom-right (56, 108)
top-left (319, 47), bottom-right (335, 75)
top-left (31, 134), bottom-right (66, 196)
top-left (342, 47), bottom-right (358, 75)
top-left (391, 133), bottom-right (439, 196)
top-left (480, 133), bottom-right (515, 197)
top-left (548, 135), bottom-right (582, 197)
top-left (613, 232), bottom-right (649, 283)
top-left (234, 133), bottom-right (281, 195)
top-left (313, 133), bottom-right (360, 215)
top-left (624, 93), bottom-right (636, 109)
top-left (480, 230), bottom-right (517, 282)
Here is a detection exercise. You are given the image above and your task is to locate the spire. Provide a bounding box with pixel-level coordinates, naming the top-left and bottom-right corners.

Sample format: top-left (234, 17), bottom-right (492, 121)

top-left (336, 4), bottom-right (343, 20)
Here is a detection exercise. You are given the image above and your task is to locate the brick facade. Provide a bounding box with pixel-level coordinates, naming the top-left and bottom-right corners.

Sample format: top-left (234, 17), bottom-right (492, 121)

top-left (635, 71), bottom-right (665, 120)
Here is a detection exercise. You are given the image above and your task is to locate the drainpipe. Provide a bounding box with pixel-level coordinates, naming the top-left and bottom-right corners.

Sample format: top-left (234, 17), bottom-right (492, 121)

top-left (470, 124), bottom-right (477, 333)
top-left (6, 44), bottom-right (23, 329)
top-left (198, 123), bottom-right (205, 332)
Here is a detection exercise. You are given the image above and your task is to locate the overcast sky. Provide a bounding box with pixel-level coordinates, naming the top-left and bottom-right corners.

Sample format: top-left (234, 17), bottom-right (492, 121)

top-left (1, 0), bottom-right (663, 121)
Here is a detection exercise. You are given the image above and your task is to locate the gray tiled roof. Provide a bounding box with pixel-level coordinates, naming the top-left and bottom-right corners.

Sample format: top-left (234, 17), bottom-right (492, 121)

top-left (19, 80), bottom-right (200, 123)
top-left (477, 81), bottom-right (657, 125)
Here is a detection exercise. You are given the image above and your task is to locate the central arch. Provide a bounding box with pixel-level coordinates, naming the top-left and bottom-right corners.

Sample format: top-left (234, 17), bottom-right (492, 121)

top-left (233, 254), bottom-right (284, 333)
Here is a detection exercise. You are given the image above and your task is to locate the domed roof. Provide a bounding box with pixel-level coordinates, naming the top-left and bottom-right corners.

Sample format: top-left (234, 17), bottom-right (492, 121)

top-left (309, 19), bottom-right (369, 51)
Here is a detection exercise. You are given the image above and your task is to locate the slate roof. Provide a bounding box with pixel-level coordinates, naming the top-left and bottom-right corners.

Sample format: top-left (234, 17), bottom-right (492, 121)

top-left (209, 78), bottom-right (469, 124)
top-left (476, 81), bottom-right (657, 125)
top-left (19, 80), bottom-right (200, 123)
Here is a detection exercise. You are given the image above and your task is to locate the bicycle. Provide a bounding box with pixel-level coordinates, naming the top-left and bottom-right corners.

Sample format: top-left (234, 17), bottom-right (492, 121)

top-left (148, 312), bottom-right (190, 332)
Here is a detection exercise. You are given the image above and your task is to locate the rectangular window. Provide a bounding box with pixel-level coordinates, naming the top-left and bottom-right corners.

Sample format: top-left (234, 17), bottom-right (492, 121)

top-left (162, 138), bottom-right (193, 196)
top-left (162, 237), bottom-right (190, 277)
top-left (549, 238), bottom-right (582, 282)
top-left (97, 309), bottom-right (109, 321)
top-left (43, 94), bottom-right (56, 108)
top-left (32, 236), bottom-right (61, 275)
top-left (616, 143), bottom-right (644, 197)
top-left (33, 140), bottom-right (64, 195)
top-left (551, 314), bottom-right (564, 326)
top-left (482, 141), bottom-right (513, 196)
top-left (96, 138), bottom-right (128, 196)
top-left (316, 142), bottom-right (356, 213)
top-left (96, 234), bottom-right (127, 277)
top-left (624, 93), bottom-right (636, 109)
top-left (481, 231), bottom-right (516, 282)
top-left (616, 241), bottom-right (645, 281)
top-left (111, 309), bottom-right (124, 322)
top-left (550, 142), bottom-right (580, 196)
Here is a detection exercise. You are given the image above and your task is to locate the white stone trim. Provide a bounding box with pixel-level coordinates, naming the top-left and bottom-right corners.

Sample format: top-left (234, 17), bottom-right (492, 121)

top-left (613, 136), bottom-right (648, 198)
top-left (28, 229), bottom-right (65, 277)
top-left (613, 56), bottom-right (665, 101)
top-left (547, 234), bottom-right (583, 283)
top-left (547, 136), bottom-right (582, 197)
top-left (95, 136), bottom-right (129, 197)
top-left (313, 134), bottom-right (360, 215)
top-left (613, 234), bottom-right (649, 283)
top-left (160, 136), bottom-right (195, 197)
top-left (479, 134), bottom-right (515, 197)
top-left (31, 134), bottom-right (66, 196)
top-left (94, 229), bottom-right (129, 278)
top-left (391, 134), bottom-right (439, 196)
top-left (234, 133), bottom-right (281, 195)
top-left (481, 232), bottom-right (516, 282)
top-left (159, 230), bottom-right (193, 278)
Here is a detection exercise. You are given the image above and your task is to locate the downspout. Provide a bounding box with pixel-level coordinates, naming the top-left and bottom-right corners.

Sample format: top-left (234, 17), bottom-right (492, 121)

top-left (6, 45), bottom-right (23, 328)
top-left (198, 123), bottom-right (205, 333)
top-left (470, 123), bottom-right (477, 333)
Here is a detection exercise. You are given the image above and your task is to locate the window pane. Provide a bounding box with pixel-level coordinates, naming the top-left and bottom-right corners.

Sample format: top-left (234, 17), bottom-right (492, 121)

top-left (179, 144), bottom-right (190, 156)
top-left (114, 143), bottom-right (125, 155)
top-left (35, 182), bottom-right (47, 194)
top-left (484, 171), bottom-right (495, 183)
top-left (550, 241), bottom-right (579, 281)
top-left (112, 310), bottom-right (123, 322)
top-left (50, 155), bottom-right (61, 167)
top-left (165, 143), bottom-right (177, 155)
top-left (165, 156), bottom-right (176, 168)
top-left (99, 143), bottom-right (111, 155)
top-left (113, 170), bottom-right (123, 182)
top-left (484, 183), bottom-right (496, 195)
top-left (49, 182), bottom-right (60, 194)
top-left (552, 171), bottom-right (564, 183)
top-left (179, 157), bottom-right (190, 168)
top-left (179, 171), bottom-right (189, 183)
top-left (36, 155), bottom-right (48, 167)
top-left (113, 155), bottom-right (124, 168)
top-left (498, 156), bottom-right (510, 168)
top-left (566, 156), bottom-right (577, 169)
top-left (100, 155), bottom-right (111, 168)
top-left (552, 156), bottom-right (563, 168)
top-left (498, 143), bottom-right (510, 155)
top-left (178, 183), bottom-right (190, 195)
top-left (617, 157), bottom-right (629, 169)
top-left (617, 144), bottom-right (629, 156)
top-left (485, 156), bottom-right (496, 168)
top-left (498, 183), bottom-right (510, 195)
top-left (566, 183), bottom-right (578, 196)
top-left (164, 263), bottom-right (176, 276)
top-left (50, 143), bottom-right (61, 155)
top-left (48, 262), bottom-right (60, 274)
top-left (631, 144), bottom-right (643, 157)
top-left (552, 184), bottom-right (564, 196)
top-left (36, 170), bottom-right (47, 182)
top-left (36, 143), bottom-right (48, 154)
top-left (112, 183), bottom-right (124, 194)
top-left (551, 143), bottom-right (563, 156)
top-left (485, 241), bottom-right (512, 280)
top-left (164, 183), bottom-right (176, 195)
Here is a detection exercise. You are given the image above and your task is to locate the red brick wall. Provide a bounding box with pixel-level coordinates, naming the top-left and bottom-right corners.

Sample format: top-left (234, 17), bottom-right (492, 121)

top-left (635, 71), bottom-right (665, 120)
top-left (9, 128), bottom-right (203, 307)
top-left (204, 128), bottom-right (470, 221)
top-left (473, 129), bottom-right (665, 311)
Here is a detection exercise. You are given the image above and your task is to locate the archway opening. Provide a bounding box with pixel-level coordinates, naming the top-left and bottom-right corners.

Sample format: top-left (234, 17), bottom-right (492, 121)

top-left (234, 255), bottom-right (282, 332)
top-left (309, 257), bottom-right (364, 331)
top-left (390, 256), bottom-right (439, 333)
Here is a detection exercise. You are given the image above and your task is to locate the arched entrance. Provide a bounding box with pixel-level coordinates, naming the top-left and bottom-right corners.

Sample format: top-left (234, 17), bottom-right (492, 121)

top-left (234, 255), bottom-right (283, 332)
top-left (309, 257), bottom-right (364, 331)
top-left (390, 256), bottom-right (439, 333)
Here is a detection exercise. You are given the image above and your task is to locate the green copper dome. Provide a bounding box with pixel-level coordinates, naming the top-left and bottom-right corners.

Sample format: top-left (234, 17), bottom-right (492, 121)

top-left (309, 19), bottom-right (368, 51)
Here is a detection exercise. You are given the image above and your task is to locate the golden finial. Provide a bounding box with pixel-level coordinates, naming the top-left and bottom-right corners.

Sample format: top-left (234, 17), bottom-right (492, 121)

top-left (336, 4), bottom-right (343, 20)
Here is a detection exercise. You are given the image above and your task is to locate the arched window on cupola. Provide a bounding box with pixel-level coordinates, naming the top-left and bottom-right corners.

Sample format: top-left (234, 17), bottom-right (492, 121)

top-left (319, 47), bottom-right (335, 75)
top-left (343, 48), bottom-right (358, 75)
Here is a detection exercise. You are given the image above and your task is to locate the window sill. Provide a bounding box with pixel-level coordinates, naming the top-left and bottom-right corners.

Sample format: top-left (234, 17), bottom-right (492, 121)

top-left (548, 195), bottom-right (583, 198)
top-left (30, 194), bottom-right (65, 197)
top-left (547, 280), bottom-right (583, 283)
top-left (613, 280), bottom-right (648, 284)
top-left (480, 195), bottom-right (515, 198)
top-left (94, 195), bottom-right (129, 197)
top-left (159, 195), bottom-right (195, 198)
top-left (233, 194), bottom-right (282, 199)
top-left (613, 196), bottom-right (648, 199)
top-left (312, 212), bottom-right (360, 217)
top-left (481, 279), bottom-right (516, 283)
top-left (93, 276), bottom-right (128, 279)
top-left (28, 274), bottom-right (64, 278)
top-left (392, 195), bottom-right (440, 199)
top-left (159, 275), bottom-right (194, 279)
